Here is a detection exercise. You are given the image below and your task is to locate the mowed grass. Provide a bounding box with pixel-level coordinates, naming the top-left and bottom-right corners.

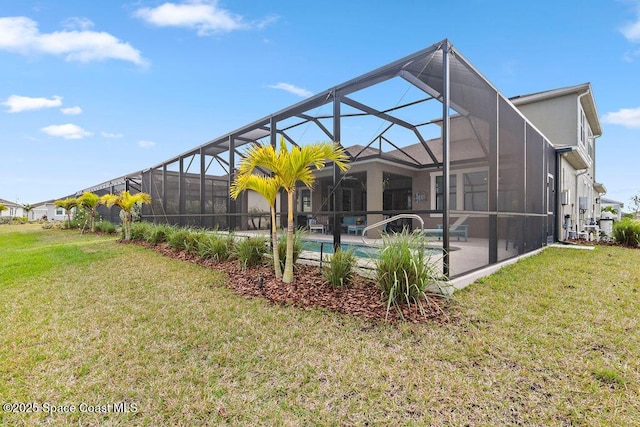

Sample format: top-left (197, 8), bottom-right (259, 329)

top-left (1, 224), bottom-right (639, 425)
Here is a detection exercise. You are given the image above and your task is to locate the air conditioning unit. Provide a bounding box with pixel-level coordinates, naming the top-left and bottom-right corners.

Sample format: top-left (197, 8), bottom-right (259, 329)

top-left (561, 190), bottom-right (570, 206)
top-left (579, 196), bottom-right (589, 211)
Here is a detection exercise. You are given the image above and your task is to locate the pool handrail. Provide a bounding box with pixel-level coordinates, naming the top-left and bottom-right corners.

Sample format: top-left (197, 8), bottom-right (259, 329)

top-left (361, 214), bottom-right (424, 245)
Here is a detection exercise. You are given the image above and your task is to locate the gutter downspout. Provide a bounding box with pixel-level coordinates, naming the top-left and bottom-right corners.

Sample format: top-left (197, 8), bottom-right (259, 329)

top-left (556, 146), bottom-right (574, 241)
top-left (575, 168), bottom-right (589, 235)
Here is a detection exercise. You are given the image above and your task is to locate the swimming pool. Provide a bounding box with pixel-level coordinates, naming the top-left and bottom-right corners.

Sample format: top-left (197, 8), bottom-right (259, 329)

top-left (301, 240), bottom-right (379, 258)
top-left (301, 240), bottom-right (451, 259)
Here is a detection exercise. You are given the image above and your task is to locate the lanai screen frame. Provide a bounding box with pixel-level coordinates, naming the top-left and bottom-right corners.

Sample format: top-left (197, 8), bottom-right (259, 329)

top-left (139, 39), bottom-right (556, 279)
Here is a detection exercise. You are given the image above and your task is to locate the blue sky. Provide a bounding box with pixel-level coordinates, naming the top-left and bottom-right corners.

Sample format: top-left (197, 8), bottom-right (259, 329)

top-left (1, 0), bottom-right (639, 209)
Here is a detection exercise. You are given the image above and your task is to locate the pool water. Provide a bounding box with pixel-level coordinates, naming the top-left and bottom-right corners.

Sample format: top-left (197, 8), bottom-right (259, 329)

top-left (301, 241), bottom-right (379, 258)
top-left (301, 241), bottom-right (448, 259)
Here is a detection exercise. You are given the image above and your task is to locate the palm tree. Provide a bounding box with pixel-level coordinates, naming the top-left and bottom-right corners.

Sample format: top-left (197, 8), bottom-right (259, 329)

top-left (55, 197), bottom-right (78, 228)
top-left (236, 138), bottom-right (349, 283)
top-left (230, 173), bottom-right (283, 279)
top-left (77, 192), bottom-right (101, 233)
top-left (101, 191), bottom-right (152, 241)
top-left (22, 204), bottom-right (34, 220)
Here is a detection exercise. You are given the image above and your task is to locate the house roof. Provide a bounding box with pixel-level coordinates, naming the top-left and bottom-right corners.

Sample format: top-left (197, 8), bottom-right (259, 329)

top-left (601, 197), bottom-right (624, 207)
top-left (510, 82), bottom-right (602, 136)
top-left (0, 198), bottom-right (20, 207)
top-left (345, 144), bottom-right (382, 160)
top-left (32, 199), bottom-right (57, 207)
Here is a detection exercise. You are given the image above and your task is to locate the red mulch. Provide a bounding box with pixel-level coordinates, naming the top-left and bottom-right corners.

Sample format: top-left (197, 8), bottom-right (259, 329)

top-left (129, 240), bottom-right (450, 324)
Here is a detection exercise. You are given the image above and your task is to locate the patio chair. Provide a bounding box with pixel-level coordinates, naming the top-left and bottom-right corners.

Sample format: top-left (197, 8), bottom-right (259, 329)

top-left (308, 218), bottom-right (325, 234)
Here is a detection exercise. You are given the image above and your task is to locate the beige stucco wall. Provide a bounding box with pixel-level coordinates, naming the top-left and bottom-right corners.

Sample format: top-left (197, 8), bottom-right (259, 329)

top-left (516, 94), bottom-right (577, 147)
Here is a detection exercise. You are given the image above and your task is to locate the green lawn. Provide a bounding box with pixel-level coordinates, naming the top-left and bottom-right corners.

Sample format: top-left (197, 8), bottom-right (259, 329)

top-left (1, 224), bottom-right (639, 425)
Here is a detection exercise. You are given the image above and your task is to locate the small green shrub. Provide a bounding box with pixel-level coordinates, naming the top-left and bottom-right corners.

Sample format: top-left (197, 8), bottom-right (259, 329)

top-left (612, 218), bottom-right (640, 247)
top-left (144, 223), bottom-right (173, 245)
top-left (184, 230), bottom-right (207, 255)
top-left (198, 233), bottom-right (234, 261)
top-left (11, 216), bottom-right (28, 224)
top-left (42, 221), bottom-right (63, 230)
top-left (0, 217), bottom-right (12, 225)
top-left (96, 220), bottom-right (116, 234)
top-left (277, 228), bottom-right (304, 271)
top-left (166, 227), bottom-right (192, 251)
top-left (130, 221), bottom-right (154, 241)
top-left (65, 208), bottom-right (93, 230)
top-left (324, 248), bottom-right (356, 288)
top-left (375, 229), bottom-right (444, 318)
top-left (234, 236), bottom-right (267, 269)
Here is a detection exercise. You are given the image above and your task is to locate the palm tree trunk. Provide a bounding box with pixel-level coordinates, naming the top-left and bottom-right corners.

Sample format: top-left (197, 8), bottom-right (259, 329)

top-left (283, 190), bottom-right (295, 283)
top-left (90, 208), bottom-right (96, 233)
top-left (271, 207), bottom-right (282, 279)
top-left (124, 211), bottom-right (132, 240)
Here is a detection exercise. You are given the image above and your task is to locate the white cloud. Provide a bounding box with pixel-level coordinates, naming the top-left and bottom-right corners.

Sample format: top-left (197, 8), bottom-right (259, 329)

top-left (267, 82), bottom-right (313, 98)
top-left (622, 18), bottom-right (640, 43)
top-left (138, 140), bottom-right (156, 148)
top-left (0, 16), bottom-right (146, 65)
top-left (61, 106), bottom-right (82, 115)
top-left (134, 1), bottom-right (275, 35)
top-left (101, 131), bottom-right (123, 138)
top-left (62, 17), bottom-right (94, 31)
top-left (2, 95), bottom-right (62, 113)
top-left (41, 123), bottom-right (93, 139)
top-left (602, 106), bottom-right (640, 128)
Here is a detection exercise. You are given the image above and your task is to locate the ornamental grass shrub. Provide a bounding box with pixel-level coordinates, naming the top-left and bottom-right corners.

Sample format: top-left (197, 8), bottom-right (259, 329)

top-left (183, 229), bottom-right (207, 255)
top-left (613, 218), bottom-right (640, 247)
top-left (95, 220), bottom-right (117, 234)
top-left (375, 229), bottom-right (444, 318)
top-left (166, 227), bottom-right (192, 251)
top-left (130, 221), bottom-right (154, 241)
top-left (144, 223), bottom-right (174, 245)
top-left (234, 236), bottom-right (267, 270)
top-left (197, 233), bottom-right (234, 262)
top-left (324, 248), bottom-right (356, 288)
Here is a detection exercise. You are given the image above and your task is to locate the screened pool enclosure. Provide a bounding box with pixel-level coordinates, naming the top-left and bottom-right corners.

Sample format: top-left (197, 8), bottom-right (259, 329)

top-left (116, 39), bottom-right (557, 279)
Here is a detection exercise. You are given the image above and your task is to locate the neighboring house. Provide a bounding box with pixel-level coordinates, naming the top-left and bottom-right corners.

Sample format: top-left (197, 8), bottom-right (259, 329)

top-left (31, 200), bottom-right (69, 222)
top-left (510, 83), bottom-right (604, 240)
top-left (0, 198), bottom-right (25, 218)
top-left (600, 197), bottom-right (624, 221)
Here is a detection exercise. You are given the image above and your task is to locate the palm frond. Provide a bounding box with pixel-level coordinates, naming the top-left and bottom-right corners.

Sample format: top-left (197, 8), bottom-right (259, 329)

top-left (77, 192), bottom-right (100, 209)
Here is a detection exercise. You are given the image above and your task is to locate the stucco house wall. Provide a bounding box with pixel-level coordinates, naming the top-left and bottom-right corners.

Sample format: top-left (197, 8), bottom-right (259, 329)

top-left (511, 84), bottom-right (603, 240)
top-left (0, 199), bottom-right (25, 218)
top-left (31, 201), bottom-right (68, 222)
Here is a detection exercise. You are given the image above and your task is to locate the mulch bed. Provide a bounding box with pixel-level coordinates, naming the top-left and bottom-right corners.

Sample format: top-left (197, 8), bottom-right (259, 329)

top-left (130, 241), bottom-right (450, 324)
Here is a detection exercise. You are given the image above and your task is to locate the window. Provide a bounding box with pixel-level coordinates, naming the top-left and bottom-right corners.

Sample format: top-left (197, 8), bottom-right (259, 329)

top-left (298, 188), bottom-right (311, 213)
top-left (432, 168), bottom-right (488, 212)
top-left (463, 171), bottom-right (488, 211)
top-left (383, 173), bottom-right (413, 211)
top-left (435, 175), bottom-right (457, 210)
top-left (342, 188), bottom-right (353, 212)
top-left (55, 207), bottom-right (65, 216)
